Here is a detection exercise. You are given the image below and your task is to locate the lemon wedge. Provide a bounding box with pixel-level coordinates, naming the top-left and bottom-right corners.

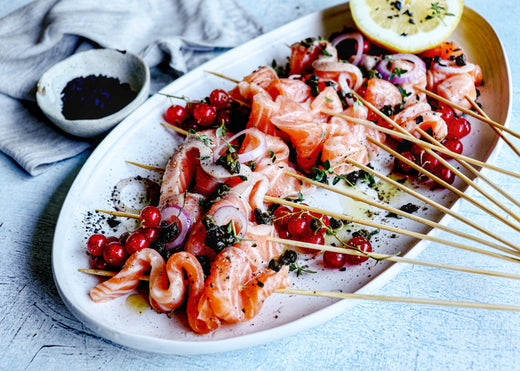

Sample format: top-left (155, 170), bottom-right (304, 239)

top-left (349, 0), bottom-right (464, 53)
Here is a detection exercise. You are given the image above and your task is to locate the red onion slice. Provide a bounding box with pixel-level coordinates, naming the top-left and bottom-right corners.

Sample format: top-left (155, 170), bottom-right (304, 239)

top-left (212, 128), bottom-right (267, 164)
top-left (432, 60), bottom-right (476, 75)
top-left (212, 205), bottom-right (248, 238)
top-left (161, 205), bottom-right (193, 250)
top-left (377, 53), bottom-right (426, 84)
top-left (331, 31), bottom-right (365, 66)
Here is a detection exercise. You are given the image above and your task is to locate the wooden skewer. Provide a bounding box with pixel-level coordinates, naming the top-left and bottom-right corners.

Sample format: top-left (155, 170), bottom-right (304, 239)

top-left (78, 269), bottom-right (520, 312)
top-left (268, 236), bottom-right (520, 278)
top-left (416, 127), bottom-right (520, 210)
top-left (205, 70), bottom-right (240, 84)
top-left (346, 158), bottom-right (520, 254)
top-left (95, 209), bottom-right (140, 219)
top-left (161, 122), bottom-right (189, 136)
top-left (415, 86), bottom-right (520, 140)
top-left (125, 161), bottom-right (164, 173)
top-left (322, 108), bottom-right (520, 179)
top-left (276, 288), bottom-right (520, 312)
top-left (264, 195), bottom-right (520, 258)
top-left (95, 197), bottom-right (520, 262)
top-left (285, 171), bottom-right (520, 262)
top-left (465, 94), bottom-right (520, 158)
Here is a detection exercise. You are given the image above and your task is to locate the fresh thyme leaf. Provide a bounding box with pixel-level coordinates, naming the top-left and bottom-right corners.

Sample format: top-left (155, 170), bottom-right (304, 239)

top-left (289, 262), bottom-right (316, 277)
top-left (389, 67), bottom-right (408, 80)
top-left (429, 2), bottom-right (454, 25)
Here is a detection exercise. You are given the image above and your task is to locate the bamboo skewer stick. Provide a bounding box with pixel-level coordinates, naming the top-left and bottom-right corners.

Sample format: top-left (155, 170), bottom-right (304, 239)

top-left (205, 70), bottom-right (240, 84)
top-left (416, 127), bottom-right (520, 210)
top-left (277, 288), bottom-right (520, 312)
top-left (264, 195), bottom-right (520, 258)
top-left (95, 197), bottom-right (520, 261)
top-left (268, 237), bottom-right (520, 279)
top-left (285, 171), bottom-right (520, 262)
top-left (95, 209), bottom-right (140, 219)
top-left (367, 136), bottom-right (520, 236)
top-left (465, 94), bottom-right (520, 158)
top-left (414, 86), bottom-right (520, 139)
top-left (161, 122), bottom-right (189, 136)
top-left (346, 159), bottom-right (520, 254)
top-left (78, 269), bottom-right (520, 312)
top-left (125, 161), bottom-right (165, 173)
top-left (322, 109), bottom-right (520, 179)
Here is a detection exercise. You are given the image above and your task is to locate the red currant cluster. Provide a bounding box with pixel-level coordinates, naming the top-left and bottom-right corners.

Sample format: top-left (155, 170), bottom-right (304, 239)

top-left (272, 204), bottom-right (330, 253)
top-left (164, 89), bottom-right (249, 132)
top-left (393, 105), bottom-right (471, 186)
top-left (272, 204), bottom-right (374, 269)
top-left (86, 206), bottom-right (162, 270)
top-left (322, 236), bottom-right (372, 269)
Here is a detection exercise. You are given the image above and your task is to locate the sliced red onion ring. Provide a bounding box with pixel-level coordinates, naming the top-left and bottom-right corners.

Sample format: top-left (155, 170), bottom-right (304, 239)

top-left (212, 128), bottom-right (267, 164)
top-left (377, 53), bottom-right (426, 84)
top-left (432, 60), bottom-right (476, 74)
top-left (331, 31), bottom-right (365, 66)
top-left (112, 177), bottom-right (160, 214)
top-left (161, 205), bottom-right (193, 250)
top-left (338, 73), bottom-right (355, 107)
top-left (212, 205), bottom-right (248, 238)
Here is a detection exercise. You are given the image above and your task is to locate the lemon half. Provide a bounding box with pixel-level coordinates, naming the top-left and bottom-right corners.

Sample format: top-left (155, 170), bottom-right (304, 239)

top-left (350, 0), bottom-right (464, 53)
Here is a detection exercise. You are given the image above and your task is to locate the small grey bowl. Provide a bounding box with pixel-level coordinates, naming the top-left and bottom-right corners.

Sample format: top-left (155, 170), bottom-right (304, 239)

top-left (36, 49), bottom-right (150, 138)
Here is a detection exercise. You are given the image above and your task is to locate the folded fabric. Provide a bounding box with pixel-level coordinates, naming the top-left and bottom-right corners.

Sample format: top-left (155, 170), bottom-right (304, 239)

top-left (0, 0), bottom-right (262, 175)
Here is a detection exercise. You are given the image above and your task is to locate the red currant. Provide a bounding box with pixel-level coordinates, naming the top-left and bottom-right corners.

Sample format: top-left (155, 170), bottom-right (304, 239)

top-left (418, 151), bottom-right (439, 173)
top-left (441, 139), bottom-right (463, 159)
top-left (434, 166), bottom-right (455, 186)
top-left (125, 230), bottom-right (150, 255)
top-left (142, 227), bottom-right (160, 243)
top-left (103, 242), bottom-right (128, 267)
top-left (105, 236), bottom-right (119, 244)
top-left (273, 206), bottom-right (292, 228)
top-left (438, 105), bottom-right (454, 122)
top-left (393, 151), bottom-right (415, 174)
top-left (446, 117), bottom-right (471, 139)
top-left (87, 234), bottom-right (106, 256)
top-left (298, 232), bottom-right (325, 254)
top-left (139, 206), bottom-right (161, 228)
top-left (287, 214), bottom-right (310, 237)
top-left (323, 250), bottom-right (347, 269)
top-left (192, 103), bottom-right (217, 127)
top-left (90, 255), bottom-right (108, 270)
top-left (165, 105), bottom-right (189, 125)
top-left (345, 236), bottom-right (372, 265)
top-left (215, 109), bottom-right (231, 127)
top-left (277, 227), bottom-right (291, 239)
top-left (209, 89), bottom-right (230, 109)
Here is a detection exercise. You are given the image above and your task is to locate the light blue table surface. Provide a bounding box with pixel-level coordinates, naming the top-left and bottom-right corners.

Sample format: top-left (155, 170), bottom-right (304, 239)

top-left (1, 0), bottom-right (519, 369)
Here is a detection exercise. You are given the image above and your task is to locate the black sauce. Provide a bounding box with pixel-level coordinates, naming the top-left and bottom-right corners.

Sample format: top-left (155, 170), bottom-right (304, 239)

top-left (61, 74), bottom-right (137, 120)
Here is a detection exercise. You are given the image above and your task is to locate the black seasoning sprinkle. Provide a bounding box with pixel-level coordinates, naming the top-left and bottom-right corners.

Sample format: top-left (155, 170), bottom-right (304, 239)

top-left (61, 74), bottom-right (137, 120)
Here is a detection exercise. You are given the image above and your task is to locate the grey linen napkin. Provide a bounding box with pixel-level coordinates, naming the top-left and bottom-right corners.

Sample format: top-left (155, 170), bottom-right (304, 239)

top-left (0, 0), bottom-right (262, 175)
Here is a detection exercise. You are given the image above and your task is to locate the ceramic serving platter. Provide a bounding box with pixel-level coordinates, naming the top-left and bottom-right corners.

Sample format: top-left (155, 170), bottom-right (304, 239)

top-left (52, 2), bottom-right (511, 354)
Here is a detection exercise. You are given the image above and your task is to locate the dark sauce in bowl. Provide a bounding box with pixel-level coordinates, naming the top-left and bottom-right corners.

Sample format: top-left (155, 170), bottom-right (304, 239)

top-left (61, 74), bottom-right (137, 120)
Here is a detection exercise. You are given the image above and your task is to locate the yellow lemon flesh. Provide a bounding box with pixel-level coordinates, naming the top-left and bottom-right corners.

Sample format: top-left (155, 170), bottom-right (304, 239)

top-left (349, 0), bottom-right (464, 53)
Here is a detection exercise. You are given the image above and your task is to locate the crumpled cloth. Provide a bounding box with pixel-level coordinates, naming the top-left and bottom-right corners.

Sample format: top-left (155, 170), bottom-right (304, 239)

top-left (0, 0), bottom-right (262, 175)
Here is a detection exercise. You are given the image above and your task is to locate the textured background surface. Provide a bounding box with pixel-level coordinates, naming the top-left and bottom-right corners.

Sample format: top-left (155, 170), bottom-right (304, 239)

top-left (1, 0), bottom-right (520, 369)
